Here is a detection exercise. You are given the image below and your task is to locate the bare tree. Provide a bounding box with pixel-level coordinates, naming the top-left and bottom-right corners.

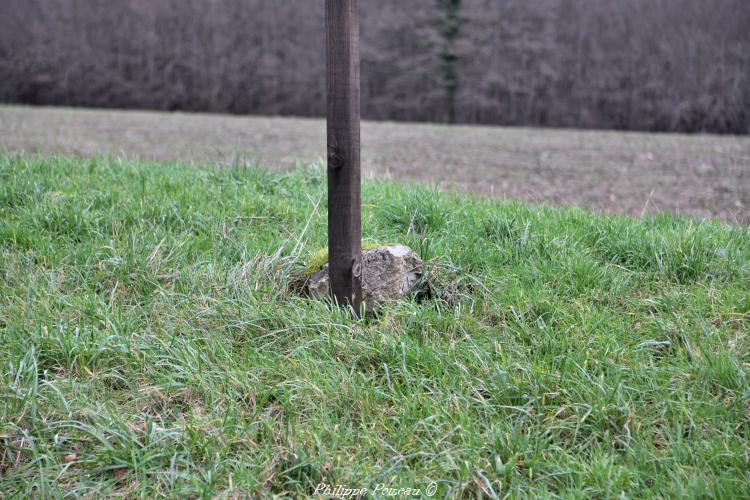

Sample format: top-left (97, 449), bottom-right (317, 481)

top-left (1, 0), bottom-right (748, 133)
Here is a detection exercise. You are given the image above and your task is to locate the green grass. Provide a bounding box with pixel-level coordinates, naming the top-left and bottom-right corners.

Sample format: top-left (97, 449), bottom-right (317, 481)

top-left (1, 153), bottom-right (749, 498)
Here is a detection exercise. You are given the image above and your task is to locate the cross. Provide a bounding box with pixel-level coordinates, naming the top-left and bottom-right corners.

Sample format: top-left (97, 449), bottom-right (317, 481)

top-left (326, 0), bottom-right (361, 313)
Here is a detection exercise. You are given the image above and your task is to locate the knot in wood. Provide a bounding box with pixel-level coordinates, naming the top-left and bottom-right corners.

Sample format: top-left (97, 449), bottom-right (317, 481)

top-left (327, 145), bottom-right (344, 169)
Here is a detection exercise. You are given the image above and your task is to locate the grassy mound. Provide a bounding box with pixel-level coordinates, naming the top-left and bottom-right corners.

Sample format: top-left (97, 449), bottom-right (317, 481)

top-left (1, 153), bottom-right (749, 497)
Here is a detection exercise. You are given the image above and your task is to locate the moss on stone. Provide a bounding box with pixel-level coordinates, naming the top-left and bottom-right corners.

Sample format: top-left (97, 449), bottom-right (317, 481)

top-left (304, 241), bottom-right (395, 275)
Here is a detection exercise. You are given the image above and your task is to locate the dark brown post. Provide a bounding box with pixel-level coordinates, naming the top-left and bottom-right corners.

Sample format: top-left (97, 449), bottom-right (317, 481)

top-left (326, 0), bottom-right (361, 312)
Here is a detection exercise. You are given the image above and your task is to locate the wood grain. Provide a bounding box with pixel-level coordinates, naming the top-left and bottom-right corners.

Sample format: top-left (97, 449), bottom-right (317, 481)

top-left (326, 0), bottom-right (362, 312)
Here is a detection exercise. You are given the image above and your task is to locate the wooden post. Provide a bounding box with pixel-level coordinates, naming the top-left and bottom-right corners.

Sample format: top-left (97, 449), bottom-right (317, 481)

top-left (326, 0), bottom-right (361, 312)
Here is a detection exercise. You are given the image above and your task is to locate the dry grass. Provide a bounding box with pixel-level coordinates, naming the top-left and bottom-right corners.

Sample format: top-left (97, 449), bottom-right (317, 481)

top-left (1, 105), bottom-right (748, 222)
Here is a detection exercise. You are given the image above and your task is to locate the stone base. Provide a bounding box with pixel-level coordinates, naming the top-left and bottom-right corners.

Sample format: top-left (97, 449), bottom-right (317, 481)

top-left (309, 245), bottom-right (422, 312)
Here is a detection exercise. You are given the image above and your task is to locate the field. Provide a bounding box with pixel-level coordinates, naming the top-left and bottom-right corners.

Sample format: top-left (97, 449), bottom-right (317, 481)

top-left (1, 152), bottom-right (749, 497)
top-left (1, 105), bottom-right (749, 223)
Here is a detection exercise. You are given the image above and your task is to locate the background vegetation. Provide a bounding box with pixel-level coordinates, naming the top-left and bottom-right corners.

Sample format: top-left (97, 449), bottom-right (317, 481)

top-left (1, 0), bottom-right (749, 133)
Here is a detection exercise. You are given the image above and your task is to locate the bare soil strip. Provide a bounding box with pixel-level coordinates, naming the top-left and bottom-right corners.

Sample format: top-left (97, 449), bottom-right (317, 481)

top-left (2, 105), bottom-right (748, 222)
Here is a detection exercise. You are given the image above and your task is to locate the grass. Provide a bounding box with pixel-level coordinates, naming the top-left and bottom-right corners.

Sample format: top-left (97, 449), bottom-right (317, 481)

top-left (1, 153), bottom-right (749, 498)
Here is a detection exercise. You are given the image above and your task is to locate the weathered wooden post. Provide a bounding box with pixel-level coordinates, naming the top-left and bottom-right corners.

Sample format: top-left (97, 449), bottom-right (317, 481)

top-left (326, 0), bottom-right (361, 312)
